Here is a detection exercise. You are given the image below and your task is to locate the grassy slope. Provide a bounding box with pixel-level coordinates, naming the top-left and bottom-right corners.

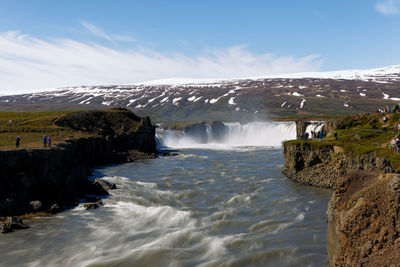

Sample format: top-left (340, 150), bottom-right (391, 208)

top-left (0, 111), bottom-right (94, 149)
top-left (285, 112), bottom-right (400, 170)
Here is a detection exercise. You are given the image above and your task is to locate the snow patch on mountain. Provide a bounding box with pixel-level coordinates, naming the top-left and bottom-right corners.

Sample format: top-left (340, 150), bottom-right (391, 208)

top-left (300, 99), bottom-right (306, 109)
top-left (383, 93), bottom-right (390, 99)
top-left (172, 97), bottom-right (182, 105)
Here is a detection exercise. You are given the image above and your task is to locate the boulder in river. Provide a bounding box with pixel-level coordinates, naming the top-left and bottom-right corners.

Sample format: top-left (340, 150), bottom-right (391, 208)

top-left (48, 203), bottom-right (61, 214)
top-left (1, 217), bottom-right (29, 233)
top-left (94, 178), bottom-right (117, 191)
top-left (83, 200), bottom-right (103, 210)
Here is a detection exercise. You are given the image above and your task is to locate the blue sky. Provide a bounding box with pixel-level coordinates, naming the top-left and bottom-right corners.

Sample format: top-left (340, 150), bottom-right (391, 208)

top-left (0, 0), bottom-right (399, 93)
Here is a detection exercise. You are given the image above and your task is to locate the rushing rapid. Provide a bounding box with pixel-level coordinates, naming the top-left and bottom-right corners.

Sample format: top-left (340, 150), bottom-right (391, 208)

top-left (0, 122), bottom-right (331, 267)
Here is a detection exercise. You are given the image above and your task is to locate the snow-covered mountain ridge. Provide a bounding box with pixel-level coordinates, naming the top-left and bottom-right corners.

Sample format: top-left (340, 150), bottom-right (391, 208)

top-left (137, 65), bottom-right (400, 86)
top-left (1, 65), bottom-right (400, 121)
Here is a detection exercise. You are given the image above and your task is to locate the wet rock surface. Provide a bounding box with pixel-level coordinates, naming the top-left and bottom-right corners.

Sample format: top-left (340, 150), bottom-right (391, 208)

top-left (94, 178), bottom-right (116, 191)
top-left (83, 200), bottom-right (103, 210)
top-left (1, 217), bottom-right (29, 234)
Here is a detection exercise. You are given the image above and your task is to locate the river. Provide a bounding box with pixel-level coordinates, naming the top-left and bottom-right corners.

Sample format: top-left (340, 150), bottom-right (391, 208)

top-left (0, 122), bottom-right (332, 267)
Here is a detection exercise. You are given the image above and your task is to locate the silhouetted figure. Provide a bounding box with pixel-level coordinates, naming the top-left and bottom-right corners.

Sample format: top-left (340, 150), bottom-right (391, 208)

top-left (393, 104), bottom-right (399, 114)
top-left (16, 136), bottom-right (20, 148)
top-left (43, 135), bottom-right (47, 148)
top-left (334, 132), bottom-right (338, 140)
top-left (48, 136), bottom-right (51, 147)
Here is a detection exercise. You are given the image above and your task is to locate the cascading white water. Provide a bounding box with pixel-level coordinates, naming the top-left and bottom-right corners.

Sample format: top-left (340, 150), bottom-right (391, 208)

top-left (156, 121), bottom-right (296, 149)
top-left (305, 121), bottom-right (324, 137)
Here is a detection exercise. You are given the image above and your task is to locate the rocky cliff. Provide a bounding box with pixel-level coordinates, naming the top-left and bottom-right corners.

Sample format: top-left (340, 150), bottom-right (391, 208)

top-left (283, 142), bottom-right (393, 189)
top-left (0, 108), bottom-right (156, 217)
top-left (327, 171), bottom-right (400, 266)
top-left (283, 140), bottom-right (400, 266)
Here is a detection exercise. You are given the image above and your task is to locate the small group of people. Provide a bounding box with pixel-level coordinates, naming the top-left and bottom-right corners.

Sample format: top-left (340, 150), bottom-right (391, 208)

top-left (376, 104), bottom-right (400, 115)
top-left (14, 135), bottom-right (52, 148)
top-left (300, 130), bottom-right (326, 141)
top-left (42, 135), bottom-right (51, 148)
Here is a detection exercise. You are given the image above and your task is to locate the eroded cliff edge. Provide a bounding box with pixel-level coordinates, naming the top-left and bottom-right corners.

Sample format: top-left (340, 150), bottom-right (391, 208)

top-left (0, 108), bottom-right (156, 218)
top-left (283, 118), bottom-right (400, 266)
top-left (283, 142), bottom-right (393, 189)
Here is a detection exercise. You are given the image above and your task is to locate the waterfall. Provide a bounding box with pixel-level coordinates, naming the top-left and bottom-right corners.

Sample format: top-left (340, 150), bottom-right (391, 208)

top-left (304, 121), bottom-right (324, 138)
top-left (156, 121), bottom-right (296, 149)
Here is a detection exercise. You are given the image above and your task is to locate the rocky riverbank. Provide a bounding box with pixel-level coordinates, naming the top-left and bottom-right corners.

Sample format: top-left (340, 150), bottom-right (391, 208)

top-left (0, 108), bottom-right (156, 232)
top-left (284, 114), bottom-right (400, 266)
top-left (283, 142), bottom-right (393, 189)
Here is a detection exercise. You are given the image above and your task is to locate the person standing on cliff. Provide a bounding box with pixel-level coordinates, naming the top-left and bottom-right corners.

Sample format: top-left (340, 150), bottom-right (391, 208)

top-left (42, 135), bottom-right (47, 148)
top-left (48, 136), bottom-right (51, 148)
top-left (16, 136), bottom-right (20, 148)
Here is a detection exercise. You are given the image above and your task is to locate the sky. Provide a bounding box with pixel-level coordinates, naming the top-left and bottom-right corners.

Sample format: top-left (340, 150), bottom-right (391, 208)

top-left (0, 0), bottom-right (400, 94)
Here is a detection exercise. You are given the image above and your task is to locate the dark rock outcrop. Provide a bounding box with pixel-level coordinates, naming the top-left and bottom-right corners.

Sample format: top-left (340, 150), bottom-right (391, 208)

top-left (211, 121), bottom-right (228, 142)
top-left (0, 109), bottom-right (156, 218)
top-left (183, 121), bottom-right (229, 143)
top-left (184, 122), bottom-right (209, 143)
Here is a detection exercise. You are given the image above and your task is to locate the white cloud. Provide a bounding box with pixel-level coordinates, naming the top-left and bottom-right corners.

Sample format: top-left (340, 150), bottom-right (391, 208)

top-left (81, 21), bottom-right (113, 42)
top-left (81, 21), bottom-right (136, 43)
top-left (375, 0), bottom-right (399, 15)
top-left (113, 35), bottom-right (136, 42)
top-left (0, 31), bottom-right (322, 94)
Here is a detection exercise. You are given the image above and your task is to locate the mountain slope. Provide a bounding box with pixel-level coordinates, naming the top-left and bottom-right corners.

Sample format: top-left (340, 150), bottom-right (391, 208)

top-left (1, 66), bottom-right (400, 121)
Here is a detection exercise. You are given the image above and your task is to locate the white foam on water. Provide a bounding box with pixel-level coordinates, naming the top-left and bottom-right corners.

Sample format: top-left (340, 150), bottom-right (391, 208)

top-left (271, 213), bottom-right (305, 234)
top-left (77, 199), bottom-right (237, 266)
top-left (226, 194), bottom-right (252, 206)
top-left (135, 181), bottom-right (158, 188)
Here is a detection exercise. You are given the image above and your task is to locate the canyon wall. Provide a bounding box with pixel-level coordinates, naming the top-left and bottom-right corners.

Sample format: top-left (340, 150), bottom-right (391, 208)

top-left (0, 110), bottom-right (156, 217)
top-left (283, 141), bottom-right (400, 266)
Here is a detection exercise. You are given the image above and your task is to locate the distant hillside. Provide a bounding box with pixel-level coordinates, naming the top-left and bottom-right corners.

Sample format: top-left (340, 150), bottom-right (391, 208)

top-left (1, 66), bottom-right (400, 121)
